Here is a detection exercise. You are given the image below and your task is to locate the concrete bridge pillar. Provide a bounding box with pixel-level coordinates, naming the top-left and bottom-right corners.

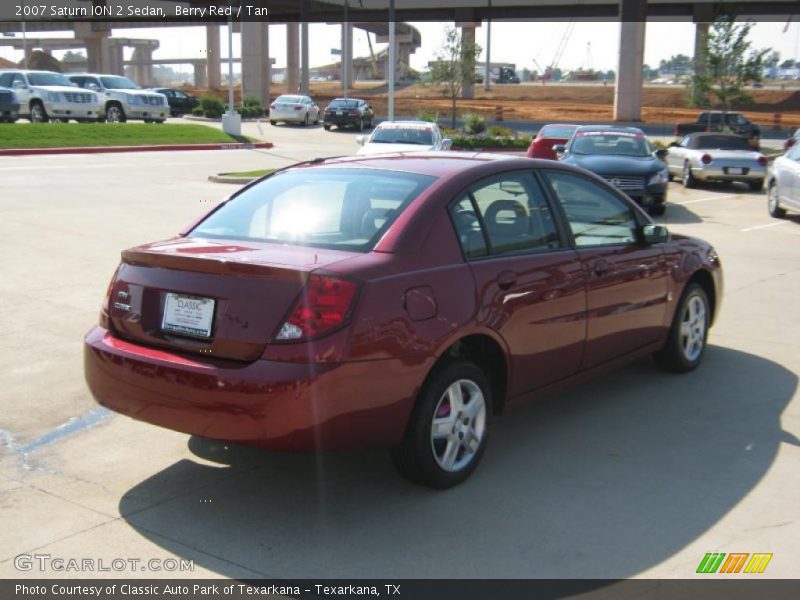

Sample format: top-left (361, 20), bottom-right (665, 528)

top-left (193, 63), bottom-right (206, 88)
top-left (613, 0), bottom-right (646, 121)
top-left (206, 25), bottom-right (221, 90)
top-left (131, 46), bottom-right (154, 86)
top-left (242, 21), bottom-right (271, 104)
top-left (76, 22), bottom-right (111, 73)
top-left (108, 42), bottom-right (124, 75)
top-left (286, 23), bottom-right (300, 93)
top-left (301, 23), bottom-right (310, 95)
top-left (341, 22), bottom-right (353, 93)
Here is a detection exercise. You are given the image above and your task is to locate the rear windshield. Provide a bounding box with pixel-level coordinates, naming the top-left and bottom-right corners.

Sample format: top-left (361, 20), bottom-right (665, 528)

top-left (692, 135), bottom-right (751, 151)
top-left (540, 125), bottom-right (576, 139)
top-left (27, 72), bottom-right (74, 87)
top-left (571, 131), bottom-right (652, 157)
top-left (190, 168), bottom-right (436, 252)
top-left (275, 95), bottom-right (303, 103)
top-left (371, 126), bottom-right (434, 145)
top-left (329, 99), bottom-right (360, 108)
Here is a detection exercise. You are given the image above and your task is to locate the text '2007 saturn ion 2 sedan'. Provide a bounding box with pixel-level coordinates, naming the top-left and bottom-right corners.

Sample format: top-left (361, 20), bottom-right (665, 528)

top-left (84, 153), bottom-right (722, 488)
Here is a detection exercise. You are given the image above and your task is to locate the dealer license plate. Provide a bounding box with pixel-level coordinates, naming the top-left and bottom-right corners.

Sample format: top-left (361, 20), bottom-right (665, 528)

top-left (727, 167), bottom-right (744, 175)
top-left (162, 293), bottom-right (215, 338)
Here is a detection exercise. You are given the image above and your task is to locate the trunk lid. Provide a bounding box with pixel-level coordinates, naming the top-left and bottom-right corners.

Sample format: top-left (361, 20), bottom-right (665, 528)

top-left (109, 237), bottom-right (358, 361)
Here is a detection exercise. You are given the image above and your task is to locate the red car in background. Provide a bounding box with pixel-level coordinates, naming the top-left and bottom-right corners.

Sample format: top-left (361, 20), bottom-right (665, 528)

top-left (85, 153), bottom-right (722, 488)
top-left (527, 123), bottom-right (580, 160)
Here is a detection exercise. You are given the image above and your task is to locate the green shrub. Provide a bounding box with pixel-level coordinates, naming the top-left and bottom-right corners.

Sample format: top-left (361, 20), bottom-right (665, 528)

top-left (463, 113), bottom-right (486, 135)
top-left (416, 110), bottom-right (438, 123)
top-left (203, 107), bottom-right (224, 119)
top-left (486, 125), bottom-right (514, 138)
top-left (199, 95), bottom-right (225, 112)
top-left (451, 135), bottom-right (531, 149)
top-left (242, 96), bottom-right (262, 108)
top-left (191, 106), bottom-right (204, 117)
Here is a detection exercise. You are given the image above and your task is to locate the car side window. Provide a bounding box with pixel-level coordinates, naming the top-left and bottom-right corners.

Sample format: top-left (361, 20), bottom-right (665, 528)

top-left (0, 73), bottom-right (11, 87)
top-left (453, 173), bottom-right (561, 258)
top-left (450, 198), bottom-right (488, 259)
top-left (543, 171), bottom-right (638, 247)
top-left (787, 144), bottom-right (800, 161)
top-left (11, 73), bottom-right (26, 87)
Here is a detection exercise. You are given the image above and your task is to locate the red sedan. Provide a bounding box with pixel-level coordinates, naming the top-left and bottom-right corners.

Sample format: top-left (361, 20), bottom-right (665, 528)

top-left (85, 153), bottom-right (722, 488)
top-left (527, 123), bottom-right (580, 160)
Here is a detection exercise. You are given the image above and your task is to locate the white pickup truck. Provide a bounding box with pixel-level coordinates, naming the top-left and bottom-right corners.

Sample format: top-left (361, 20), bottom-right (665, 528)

top-left (0, 69), bottom-right (102, 123)
top-left (67, 74), bottom-right (168, 123)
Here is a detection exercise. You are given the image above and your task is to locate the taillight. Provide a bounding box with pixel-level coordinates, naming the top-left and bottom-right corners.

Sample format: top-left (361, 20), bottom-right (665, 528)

top-left (757, 155), bottom-right (767, 166)
top-left (701, 154), bottom-right (712, 165)
top-left (348, 110), bottom-right (359, 116)
top-left (100, 264), bottom-right (121, 327)
top-left (275, 274), bottom-right (358, 342)
top-left (294, 106), bottom-right (303, 111)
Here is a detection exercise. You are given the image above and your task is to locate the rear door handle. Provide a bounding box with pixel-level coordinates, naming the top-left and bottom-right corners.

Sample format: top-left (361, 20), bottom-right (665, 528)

top-left (497, 271), bottom-right (517, 290)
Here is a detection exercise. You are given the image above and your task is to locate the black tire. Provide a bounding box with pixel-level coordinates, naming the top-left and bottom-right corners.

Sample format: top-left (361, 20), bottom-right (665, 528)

top-left (29, 101), bottom-right (48, 123)
top-left (391, 360), bottom-right (492, 489)
top-left (649, 204), bottom-right (666, 217)
top-left (105, 103), bottom-right (126, 123)
top-left (748, 179), bottom-right (764, 192)
top-left (653, 283), bottom-right (710, 373)
top-left (270, 120), bottom-right (277, 126)
top-left (768, 182), bottom-right (787, 218)
top-left (323, 124), bottom-right (331, 131)
top-left (154, 119), bottom-right (165, 124)
top-left (357, 117), bottom-right (364, 132)
top-left (302, 113), bottom-right (309, 127)
top-left (313, 112), bottom-right (320, 125)
top-left (682, 161), bottom-right (696, 188)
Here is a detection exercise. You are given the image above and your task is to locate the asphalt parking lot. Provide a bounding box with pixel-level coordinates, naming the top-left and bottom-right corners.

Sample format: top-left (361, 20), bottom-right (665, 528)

top-left (1, 123), bottom-right (799, 580)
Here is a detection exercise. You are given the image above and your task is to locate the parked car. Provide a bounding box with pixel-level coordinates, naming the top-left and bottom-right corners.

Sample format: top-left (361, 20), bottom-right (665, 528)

top-left (67, 74), bottom-right (168, 123)
top-left (767, 142), bottom-right (800, 218)
top-left (323, 98), bottom-right (374, 131)
top-left (0, 69), bottom-right (101, 123)
top-left (269, 94), bottom-right (320, 126)
top-left (527, 123), bottom-right (579, 160)
top-left (84, 153), bottom-right (722, 489)
top-left (674, 111), bottom-right (760, 145)
top-left (555, 125), bottom-right (669, 216)
top-left (665, 132), bottom-right (768, 191)
top-left (784, 128), bottom-right (799, 152)
top-left (0, 85), bottom-right (20, 122)
top-left (148, 87), bottom-right (199, 117)
top-left (356, 120), bottom-right (452, 155)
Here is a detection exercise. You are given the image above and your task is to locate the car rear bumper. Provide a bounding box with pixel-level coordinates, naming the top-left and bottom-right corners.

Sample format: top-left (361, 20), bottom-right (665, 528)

top-left (84, 326), bottom-right (426, 452)
top-left (692, 165), bottom-right (766, 181)
top-left (324, 116), bottom-right (359, 126)
top-left (270, 111), bottom-right (306, 122)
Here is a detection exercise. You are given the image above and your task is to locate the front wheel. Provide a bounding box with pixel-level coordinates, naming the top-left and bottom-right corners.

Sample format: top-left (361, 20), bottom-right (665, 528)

top-left (654, 283), bottom-right (710, 373)
top-left (768, 182), bottom-right (787, 218)
top-left (105, 103), bottom-right (126, 123)
top-left (29, 101), bottom-right (49, 123)
top-left (391, 360), bottom-right (492, 488)
top-left (302, 113), bottom-right (309, 127)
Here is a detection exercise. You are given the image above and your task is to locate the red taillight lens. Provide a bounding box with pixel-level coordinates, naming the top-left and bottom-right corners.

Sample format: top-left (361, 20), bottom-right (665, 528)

top-left (275, 274), bottom-right (358, 342)
top-left (757, 155), bottom-right (767, 166)
top-left (701, 154), bottom-right (712, 165)
top-left (348, 110), bottom-right (359, 116)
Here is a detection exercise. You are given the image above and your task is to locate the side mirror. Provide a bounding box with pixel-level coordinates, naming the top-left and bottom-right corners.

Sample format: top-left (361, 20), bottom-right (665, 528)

top-left (642, 224), bottom-right (669, 244)
top-left (655, 148), bottom-right (668, 159)
top-left (553, 144), bottom-right (566, 156)
top-left (87, 83), bottom-right (100, 91)
top-left (441, 138), bottom-right (453, 151)
top-left (355, 135), bottom-right (365, 146)
top-left (13, 80), bottom-right (26, 89)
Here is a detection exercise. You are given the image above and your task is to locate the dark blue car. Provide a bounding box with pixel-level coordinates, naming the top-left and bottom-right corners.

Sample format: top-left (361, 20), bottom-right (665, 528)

top-left (556, 125), bottom-right (669, 216)
top-left (0, 86), bottom-right (20, 123)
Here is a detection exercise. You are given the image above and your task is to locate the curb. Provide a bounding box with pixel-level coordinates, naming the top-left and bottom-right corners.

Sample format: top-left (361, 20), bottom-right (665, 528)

top-left (0, 141), bottom-right (274, 156)
top-left (208, 174), bottom-right (259, 184)
top-left (183, 115), bottom-right (264, 123)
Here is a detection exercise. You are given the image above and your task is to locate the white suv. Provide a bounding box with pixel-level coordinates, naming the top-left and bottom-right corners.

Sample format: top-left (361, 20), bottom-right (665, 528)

top-left (68, 74), bottom-right (168, 123)
top-left (0, 69), bottom-right (102, 123)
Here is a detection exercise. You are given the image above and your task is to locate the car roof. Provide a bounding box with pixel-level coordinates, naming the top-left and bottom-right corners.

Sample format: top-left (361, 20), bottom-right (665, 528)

top-left (67, 73), bottom-right (127, 77)
top-left (686, 131), bottom-right (742, 138)
top-left (286, 152), bottom-right (533, 178)
top-left (0, 69), bottom-right (59, 74)
top-left (374, 120), bottom-right (438, 129)
top-left (574, 124), bottom-right (645, 134)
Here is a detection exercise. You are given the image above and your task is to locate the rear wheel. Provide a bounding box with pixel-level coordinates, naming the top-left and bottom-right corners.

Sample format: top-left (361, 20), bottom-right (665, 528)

top-left (391, 360), bottom-right (492, 488)
top-left (768, 182), bottom-right (787, 218)
top-left (29, 101), bottom-right (48, 123)
top-left (357, 117), bottom-right (364, 132)
top-left (270, 120), bottom-right (277, 126)
top-left (654, 283), bottom-right (710, 373)
top-left (748, 178), bottom-right (764, 192)
top-left (303, 113), bottom-right (309, 127)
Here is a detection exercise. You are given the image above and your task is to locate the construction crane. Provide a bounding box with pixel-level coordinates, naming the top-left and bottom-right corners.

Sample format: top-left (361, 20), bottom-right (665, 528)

top-left (533, 21), bottom-right (576, 83)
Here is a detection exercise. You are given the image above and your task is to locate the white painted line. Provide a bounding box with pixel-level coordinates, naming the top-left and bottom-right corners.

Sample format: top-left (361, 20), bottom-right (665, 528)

top-left (741, 221), bottom-right (791, 232)
top-left (674, 194), bottom-right (740, 206)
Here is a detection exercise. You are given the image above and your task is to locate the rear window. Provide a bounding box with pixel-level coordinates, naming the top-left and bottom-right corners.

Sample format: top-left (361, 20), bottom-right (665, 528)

top-left (692, 135), bottom-right (751, 151)
top-left (190, 168), bottom-right (436, 252)
top-left (329, 99), bottom-right (360, 108)
top-left (540, 125), bottom-right (576, 139)
top-left (371, 126), bottom-right (434, 146)
top-left (275, 95), bottom-right (303, 103)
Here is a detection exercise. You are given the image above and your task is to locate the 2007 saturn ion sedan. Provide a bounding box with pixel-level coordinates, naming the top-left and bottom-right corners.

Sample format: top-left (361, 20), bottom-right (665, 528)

top-left (85, 153), bottom-right (722, 488)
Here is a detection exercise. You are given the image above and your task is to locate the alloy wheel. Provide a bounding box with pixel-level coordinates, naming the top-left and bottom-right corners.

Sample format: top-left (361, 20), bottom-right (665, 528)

top-left (430, 379), bottom-right (487, 472)
top-left (679, 294), bottom-right (706, 362)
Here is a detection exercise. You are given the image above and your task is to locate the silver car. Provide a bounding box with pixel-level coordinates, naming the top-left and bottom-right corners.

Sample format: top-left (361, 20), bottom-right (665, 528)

top-left (356, 121), bottom-right (453, 155)
top-left (666, 132), bottom-right (768, 191)
top-left (767, 143), bottom-right (800, 218)
top-left (268, 94), bottom-right (320, 126)
top-left (0, 69), bottom-right (102, 123)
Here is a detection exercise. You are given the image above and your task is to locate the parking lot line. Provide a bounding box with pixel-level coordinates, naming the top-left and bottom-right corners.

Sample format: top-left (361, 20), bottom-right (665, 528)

top-left (674, 194), bottom-right (740, 206)
top-left (740, 221), bottom-right (791, 232)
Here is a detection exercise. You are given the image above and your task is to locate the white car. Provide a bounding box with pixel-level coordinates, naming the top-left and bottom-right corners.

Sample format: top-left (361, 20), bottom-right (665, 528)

top-left (665, 132), bottom-right (768, 191)
top-left (0, 69), bottom-right (102, 123)
top-left (68, 74), bottom-right (168, 123)
top-left (356, 121), bottom-right (452, 155)
top-left (767, 142), bottom-right (800, 218)
top-left (269, 95), bottom-right (320, 126)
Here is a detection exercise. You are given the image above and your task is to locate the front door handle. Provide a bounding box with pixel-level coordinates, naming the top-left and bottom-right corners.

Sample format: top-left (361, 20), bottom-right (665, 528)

top-left (497, 271), bottom-right (517, 290)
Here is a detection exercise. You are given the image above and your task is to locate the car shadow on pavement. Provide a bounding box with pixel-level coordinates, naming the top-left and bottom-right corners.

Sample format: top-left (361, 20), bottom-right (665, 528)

top-left (658, 203), bottom-right (703, 225)
top-left (119, 346), bottom-right (798, 578)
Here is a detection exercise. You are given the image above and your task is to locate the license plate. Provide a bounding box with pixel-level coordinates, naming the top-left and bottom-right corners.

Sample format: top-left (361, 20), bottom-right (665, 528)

top-left (162, 293), bottom-right (215, 338)
top-left (727, 167), bottom-right (744, 174)
top-left (338, 110), bottom-right (346, 115)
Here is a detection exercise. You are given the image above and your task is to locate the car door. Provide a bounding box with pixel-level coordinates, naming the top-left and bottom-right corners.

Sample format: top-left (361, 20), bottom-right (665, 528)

top-left (542, 170), bottom-right (669, 369)
top-left (666, 136), bottom-right (689, 175)
top-left (785, 144), bottom-right (800, 209)
top-left (450, 171), bottom-right (587, 396)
